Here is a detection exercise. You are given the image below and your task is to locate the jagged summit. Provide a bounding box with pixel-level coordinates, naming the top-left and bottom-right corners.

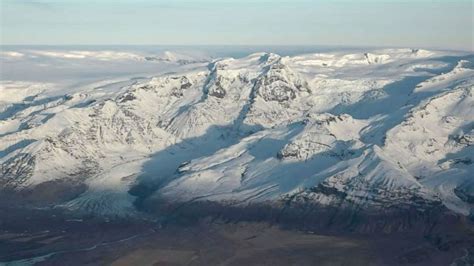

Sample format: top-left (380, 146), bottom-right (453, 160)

top-left (1, 49), bottom-right (473, 225)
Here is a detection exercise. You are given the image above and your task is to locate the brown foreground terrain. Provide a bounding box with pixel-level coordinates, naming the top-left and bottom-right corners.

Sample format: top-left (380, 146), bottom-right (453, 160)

top-left (1, 207), bottom-right (473, 266)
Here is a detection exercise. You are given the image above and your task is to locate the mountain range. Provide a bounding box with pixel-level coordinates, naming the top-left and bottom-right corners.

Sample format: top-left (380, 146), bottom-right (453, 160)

top-left (1, 48), bottom-right (473, 233)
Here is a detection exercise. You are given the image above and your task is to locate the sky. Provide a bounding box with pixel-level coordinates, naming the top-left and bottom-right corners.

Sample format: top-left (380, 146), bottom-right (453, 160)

top-left (0, 0), bottom-right (473, 51)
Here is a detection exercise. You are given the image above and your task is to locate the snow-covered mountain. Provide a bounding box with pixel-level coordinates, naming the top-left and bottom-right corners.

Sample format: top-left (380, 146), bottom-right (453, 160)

top-left (1, 48), bottom-right (473, 228)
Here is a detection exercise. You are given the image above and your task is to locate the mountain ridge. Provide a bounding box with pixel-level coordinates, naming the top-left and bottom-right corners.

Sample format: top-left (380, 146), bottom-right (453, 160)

top-left (1, 49), bottom-right (473, 231)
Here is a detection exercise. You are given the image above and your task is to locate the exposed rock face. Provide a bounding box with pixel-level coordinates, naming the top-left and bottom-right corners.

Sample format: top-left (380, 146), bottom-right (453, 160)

top-left (1, 153), bottom-right (35, 188)
top-left (256, 61), bottom-right (308, 102)
top-left (208, 76), bottom-right (227, 98)
top-left (277, 114), bottom-right (364, 160)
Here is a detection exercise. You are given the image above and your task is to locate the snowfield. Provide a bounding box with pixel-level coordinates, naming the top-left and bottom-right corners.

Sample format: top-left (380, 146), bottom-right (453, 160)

top-left (0, 48), bottom-right (473, 219)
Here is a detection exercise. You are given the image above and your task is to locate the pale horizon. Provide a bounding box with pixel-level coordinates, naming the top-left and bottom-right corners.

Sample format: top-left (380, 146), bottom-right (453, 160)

top-left (1, 0), bottom-right (472, 51)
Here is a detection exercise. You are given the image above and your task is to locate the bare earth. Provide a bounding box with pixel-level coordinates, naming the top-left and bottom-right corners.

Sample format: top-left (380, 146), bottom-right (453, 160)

top-left (1, 208), bottom-right (473, 266)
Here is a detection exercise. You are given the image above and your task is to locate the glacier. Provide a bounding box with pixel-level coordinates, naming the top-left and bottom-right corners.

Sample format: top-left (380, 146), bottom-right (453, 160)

top-left (1, 48), bottom-right (473, 231)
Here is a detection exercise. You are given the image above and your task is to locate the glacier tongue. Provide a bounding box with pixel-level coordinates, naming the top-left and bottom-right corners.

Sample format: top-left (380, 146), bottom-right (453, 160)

top-left (0, 48), bottom-right (473, 220)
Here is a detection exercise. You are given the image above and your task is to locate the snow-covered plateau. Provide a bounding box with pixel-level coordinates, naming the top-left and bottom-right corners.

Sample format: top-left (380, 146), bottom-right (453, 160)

top-left (1, 48), bottom-right (473, 231)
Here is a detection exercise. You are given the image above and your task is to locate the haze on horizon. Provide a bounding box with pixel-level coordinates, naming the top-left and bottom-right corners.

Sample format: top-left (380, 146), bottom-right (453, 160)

top-left (0, 0), bottom-right (473, 51)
